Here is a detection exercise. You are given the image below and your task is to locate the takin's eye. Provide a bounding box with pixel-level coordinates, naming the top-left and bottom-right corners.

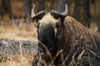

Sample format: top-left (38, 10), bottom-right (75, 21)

top-left (37, 22), bottom-right (40, 28)
top-left (37, 22), bottom-right (40, 32)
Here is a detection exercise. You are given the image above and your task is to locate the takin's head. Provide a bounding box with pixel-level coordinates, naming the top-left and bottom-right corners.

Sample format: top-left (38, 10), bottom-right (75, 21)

top-left (31, 4), bottom-right (68, 62)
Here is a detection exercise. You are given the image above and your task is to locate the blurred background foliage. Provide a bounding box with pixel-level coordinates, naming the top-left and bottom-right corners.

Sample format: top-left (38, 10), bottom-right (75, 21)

top-left (0, 0), bottom-right (100, 31)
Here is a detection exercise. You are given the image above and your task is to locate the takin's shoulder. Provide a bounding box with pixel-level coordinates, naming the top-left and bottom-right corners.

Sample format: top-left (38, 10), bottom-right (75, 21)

top-left (64, 16), bottom-right (88, 34)
top-left (64, 15), bottom-right (100, 45)
top-left (64, 16), bottom-right (85, 28)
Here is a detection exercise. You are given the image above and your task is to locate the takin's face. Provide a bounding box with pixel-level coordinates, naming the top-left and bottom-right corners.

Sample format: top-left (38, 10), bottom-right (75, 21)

top-left (37, 13), bottom-right (62, 56)
top-left (31, 4), bottom-right (68, 61)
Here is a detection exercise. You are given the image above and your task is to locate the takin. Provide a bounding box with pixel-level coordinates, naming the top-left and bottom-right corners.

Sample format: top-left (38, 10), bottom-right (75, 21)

top-left (31, 4), bottom-right (100, 66)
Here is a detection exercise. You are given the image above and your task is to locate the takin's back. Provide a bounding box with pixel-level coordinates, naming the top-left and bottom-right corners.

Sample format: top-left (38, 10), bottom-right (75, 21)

top-left (61, 16), bottom-right (100, 66)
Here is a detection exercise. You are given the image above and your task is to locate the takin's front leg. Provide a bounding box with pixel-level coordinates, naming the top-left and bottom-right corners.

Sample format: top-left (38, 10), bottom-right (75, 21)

top-left (32, 53), bottom-right (44, 66)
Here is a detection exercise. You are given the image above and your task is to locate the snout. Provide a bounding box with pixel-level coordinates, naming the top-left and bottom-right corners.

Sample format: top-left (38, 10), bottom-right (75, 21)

top-left (38, 23), bottom-right (55, 54)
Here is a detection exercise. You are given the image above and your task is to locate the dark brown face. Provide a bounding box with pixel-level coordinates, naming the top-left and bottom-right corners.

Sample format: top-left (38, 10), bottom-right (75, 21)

top-left (37, 13), bottom-right (62, 58)
top-left (31, 4), bottom-right (68, 61)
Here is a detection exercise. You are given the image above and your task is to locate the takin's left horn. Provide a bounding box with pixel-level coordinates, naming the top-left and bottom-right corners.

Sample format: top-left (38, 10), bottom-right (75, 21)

top-left (50, 4), bottom-right (68, 18)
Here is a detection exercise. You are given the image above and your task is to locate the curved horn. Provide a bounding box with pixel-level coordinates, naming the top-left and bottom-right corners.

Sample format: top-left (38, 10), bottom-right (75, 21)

top-left (50, 4), bottom-right (68, 18)
top-left (31, 5), bottom-right (47, 19)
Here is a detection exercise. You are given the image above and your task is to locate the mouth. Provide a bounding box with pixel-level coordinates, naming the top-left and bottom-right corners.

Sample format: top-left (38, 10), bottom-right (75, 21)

top-left (38, 44), bottom-right (53, 63)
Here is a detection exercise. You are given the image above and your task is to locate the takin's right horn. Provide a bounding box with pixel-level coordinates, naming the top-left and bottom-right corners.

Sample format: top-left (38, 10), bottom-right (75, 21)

top-left (31, 5), bottom-right (47, 19)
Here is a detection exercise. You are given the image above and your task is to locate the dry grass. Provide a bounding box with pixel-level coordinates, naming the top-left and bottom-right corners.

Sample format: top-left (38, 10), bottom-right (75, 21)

top-left (0, 21), bottom-right (37, 40)
top-left (0, 19), bottom-right (38, 66)
top-left (0, 54), bottom-right (34, 66)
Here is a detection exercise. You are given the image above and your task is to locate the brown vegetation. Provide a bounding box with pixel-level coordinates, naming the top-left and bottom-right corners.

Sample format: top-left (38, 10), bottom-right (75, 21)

top-left (0, 53), bottom-right (34, 66)
top-left (0, 21), bottom-right (37, 40)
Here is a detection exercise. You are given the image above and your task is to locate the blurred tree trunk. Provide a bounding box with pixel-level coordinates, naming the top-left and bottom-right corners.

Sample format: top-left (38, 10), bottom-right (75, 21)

top-left (23, 0), bottom-right (31, 22)
top-left (38, 0), bottom-right (45, 12)
top-left (56, 0), bottom-right (72, 14)
top-left (50, 0), bottom-right (54, 10)
top-left (0, 0), bottom-right (7, 17)
top-left (57, 0), bottom-right (67, 12)
top-left (7, 0), bottom-right (12, 19)
top-left (97, 10), bottom-right (100, 32)
top-left (0, 0), bottom-right (12, 19)
top-left (66, 0), bottom-right (72, 15)
top-left (83, 0), bottom-right (90, 28)
top-left (73, 0), bottom-right (80, 21)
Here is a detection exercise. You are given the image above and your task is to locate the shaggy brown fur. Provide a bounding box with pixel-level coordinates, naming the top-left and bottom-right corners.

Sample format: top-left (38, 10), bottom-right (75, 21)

top-left (57, 16), bottom-right (100, 66)
top-left (32, 15), bottom-right (100, 66)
